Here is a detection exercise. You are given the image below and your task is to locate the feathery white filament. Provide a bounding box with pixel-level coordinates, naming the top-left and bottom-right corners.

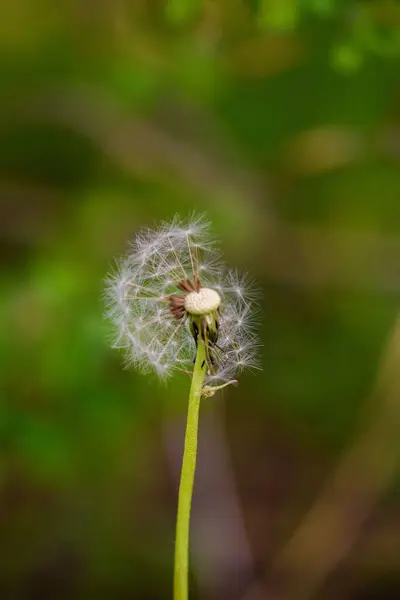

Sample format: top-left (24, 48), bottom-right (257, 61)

top-left (184, 288), bottom-right (221, 315)
top-left (105, 215), bottom-right (260, 383)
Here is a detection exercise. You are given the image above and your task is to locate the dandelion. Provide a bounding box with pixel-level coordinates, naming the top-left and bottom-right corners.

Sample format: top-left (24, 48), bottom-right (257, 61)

top-left (105, 214), bottom-right (260, 600)
top-left (106, 215), bottom-right (259, 385)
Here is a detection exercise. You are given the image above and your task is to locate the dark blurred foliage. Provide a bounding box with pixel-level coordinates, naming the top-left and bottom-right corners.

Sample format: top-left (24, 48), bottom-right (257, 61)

top-left (1, 1), bottom-right (400, 599)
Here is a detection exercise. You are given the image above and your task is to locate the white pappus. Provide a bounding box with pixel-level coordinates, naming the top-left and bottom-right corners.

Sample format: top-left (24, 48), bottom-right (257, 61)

top-left (105, 215), bottom-right (261, 387)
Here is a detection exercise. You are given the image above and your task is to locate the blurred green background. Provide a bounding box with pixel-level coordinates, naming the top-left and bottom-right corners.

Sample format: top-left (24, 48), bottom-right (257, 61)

top-left (1, 1), bottom-right (400, 599)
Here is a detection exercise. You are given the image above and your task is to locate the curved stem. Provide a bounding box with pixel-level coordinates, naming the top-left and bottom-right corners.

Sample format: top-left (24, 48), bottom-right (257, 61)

top-left (174, 340), bottom-right (207, 600)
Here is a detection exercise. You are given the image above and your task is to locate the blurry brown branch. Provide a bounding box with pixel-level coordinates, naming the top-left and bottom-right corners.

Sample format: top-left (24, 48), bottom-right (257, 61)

top-left (5, 85), bottom-right (400, 299)
top-left (17, 85), bottom-right (266, 213)
top-left (244, 315), bottom-right (400, 600)
top-left (4, 82), bottom-right (400, 324)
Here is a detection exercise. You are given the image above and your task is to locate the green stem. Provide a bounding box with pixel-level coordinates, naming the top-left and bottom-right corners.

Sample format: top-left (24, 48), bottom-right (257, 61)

top-left (174, 339), bottom-right (207, 600)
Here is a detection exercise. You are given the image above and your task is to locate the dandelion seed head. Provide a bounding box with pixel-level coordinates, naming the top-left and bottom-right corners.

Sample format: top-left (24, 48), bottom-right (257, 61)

top-left (105, 214), bottom-right (261, 384)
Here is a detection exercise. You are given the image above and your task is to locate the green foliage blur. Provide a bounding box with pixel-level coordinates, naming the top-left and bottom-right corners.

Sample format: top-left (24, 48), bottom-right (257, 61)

top-left (1, 1), bottom-right (400, 599)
